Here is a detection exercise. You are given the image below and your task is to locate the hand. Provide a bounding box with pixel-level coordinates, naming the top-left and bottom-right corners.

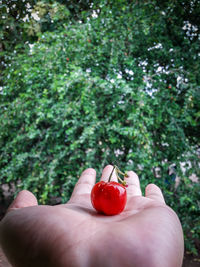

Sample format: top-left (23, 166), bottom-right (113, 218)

top-left (0, 165), bottom-right (184, 267)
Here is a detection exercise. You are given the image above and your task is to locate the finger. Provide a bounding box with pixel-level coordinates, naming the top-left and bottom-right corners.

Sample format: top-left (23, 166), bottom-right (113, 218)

top-left (100, 165), bottom-right (118, 182)
top-left (125, 171), bottom-right (142, 196)
top-left (145, 184), bottom-right (165, 204)
top-left (7, 190), bottom-right (38, 212)
top-left (71, 168), bottom-right (96, 197)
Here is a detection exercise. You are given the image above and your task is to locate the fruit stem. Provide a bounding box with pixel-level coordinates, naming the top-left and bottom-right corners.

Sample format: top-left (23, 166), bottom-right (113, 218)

top-left (108, 165), bottom-right (116, 182)
top-left (116, 171), bottom-right (127, 186)
top-left (115, 166), bottom-right (128, 177)
top-left (113, 165), bottom-right (127, 186)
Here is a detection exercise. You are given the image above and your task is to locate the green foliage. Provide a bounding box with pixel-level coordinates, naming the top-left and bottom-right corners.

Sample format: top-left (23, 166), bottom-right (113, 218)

top-left (0, 0), bottom-right (199, 255)
top-left (165, 180), bottom-right (200, 256)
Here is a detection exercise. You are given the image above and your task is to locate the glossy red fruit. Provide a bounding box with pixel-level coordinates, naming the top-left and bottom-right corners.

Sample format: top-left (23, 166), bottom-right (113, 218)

top-left (91, 181), bottom-right (127, 215)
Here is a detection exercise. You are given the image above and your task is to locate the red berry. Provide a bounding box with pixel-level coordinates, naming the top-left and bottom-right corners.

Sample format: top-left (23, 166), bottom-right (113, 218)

top-left (91, 181), bottom-right (127, 215)
top-left (66, 58), bottom-right (69, 61)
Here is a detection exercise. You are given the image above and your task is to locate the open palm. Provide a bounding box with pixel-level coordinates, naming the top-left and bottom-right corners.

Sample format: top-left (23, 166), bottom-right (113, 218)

top-left (0, 165), bottom-right (184, 267)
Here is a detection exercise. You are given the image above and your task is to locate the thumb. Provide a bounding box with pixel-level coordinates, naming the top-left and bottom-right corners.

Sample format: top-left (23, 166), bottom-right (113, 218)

top-left (7, 190), bottom-right (38, 212)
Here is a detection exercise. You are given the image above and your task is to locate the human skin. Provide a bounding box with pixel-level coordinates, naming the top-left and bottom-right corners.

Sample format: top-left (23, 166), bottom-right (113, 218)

top-left (0, 165), bottom-right (184, 267)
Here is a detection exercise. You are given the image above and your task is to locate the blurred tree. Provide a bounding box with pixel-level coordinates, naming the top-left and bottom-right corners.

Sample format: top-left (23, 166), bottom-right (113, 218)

top-left (0, 0), bottom-right (37, 85)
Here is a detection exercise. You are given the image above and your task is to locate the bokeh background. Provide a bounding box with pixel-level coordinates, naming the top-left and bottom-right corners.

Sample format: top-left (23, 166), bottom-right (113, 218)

top-left (0, 0), bottom-right (200, 262)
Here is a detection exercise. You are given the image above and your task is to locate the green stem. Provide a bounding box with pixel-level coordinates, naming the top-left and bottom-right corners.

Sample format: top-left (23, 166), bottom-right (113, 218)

top-left (116, 172), bottom-right (127, 186)
top-left (115, 166), bottom-right (128, 177)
